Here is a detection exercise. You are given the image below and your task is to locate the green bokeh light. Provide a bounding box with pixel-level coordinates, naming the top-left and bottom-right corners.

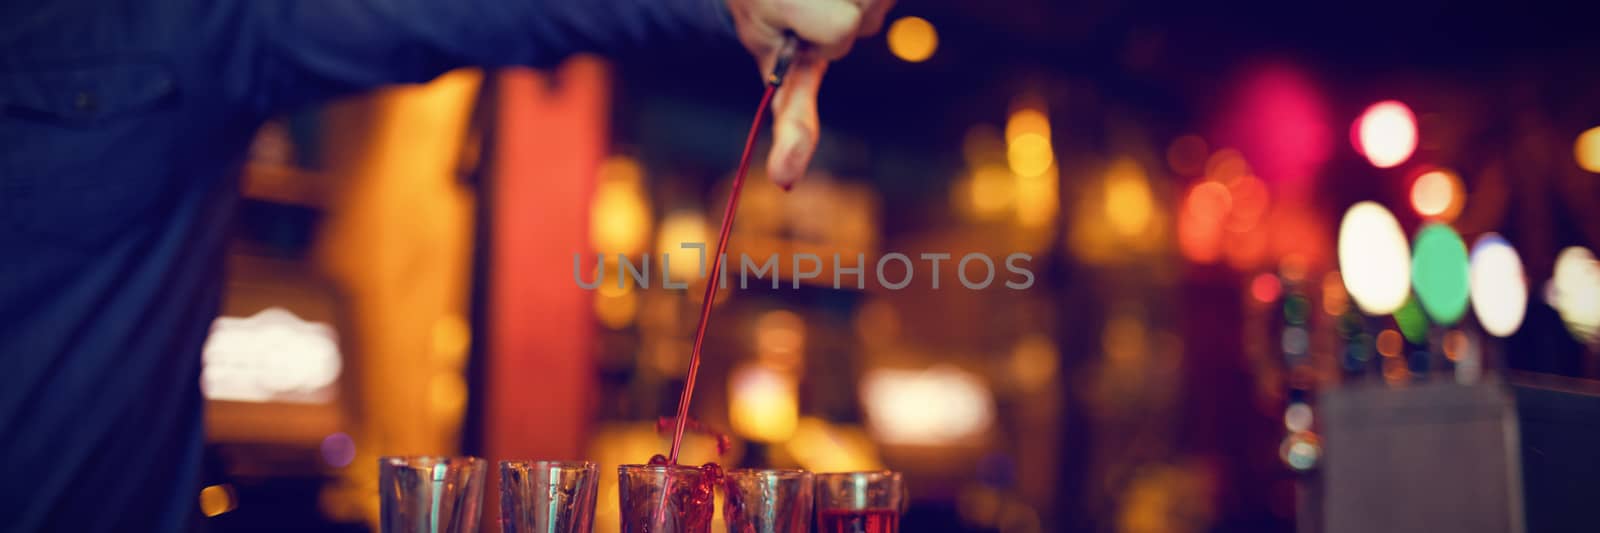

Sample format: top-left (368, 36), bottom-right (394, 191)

top-left (1411, 223), bottom-right (1471, 325)
top-left (1394, 296), bottom-right (1429, 344)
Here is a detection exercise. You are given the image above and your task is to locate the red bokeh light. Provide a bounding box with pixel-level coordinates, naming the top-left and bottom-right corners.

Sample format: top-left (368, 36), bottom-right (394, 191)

top-left (1251, 273), bottom-right (1283, 303)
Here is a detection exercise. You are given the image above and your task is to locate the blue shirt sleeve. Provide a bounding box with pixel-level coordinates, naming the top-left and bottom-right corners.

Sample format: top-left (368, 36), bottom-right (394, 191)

top-left (247, 0), bottom-right (735, 112)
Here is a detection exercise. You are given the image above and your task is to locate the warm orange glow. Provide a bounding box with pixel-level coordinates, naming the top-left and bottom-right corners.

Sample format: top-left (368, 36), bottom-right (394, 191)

top-left (1187, 181), bottom-right (1233, 222)
top-left (655, 210), bottom-right (709, 283)
top-left (590, 156), bottom-right (652, 255)
top-left (199, 484), bottom-right (238, 517)
top-left (1007, 133), bottom-right (1054, 178)
top-left (955, 163), bottom-right (1016, 219)
top-left (1225, 175), bottom-right (1270, 232)
top-left (786, 417), bottom-right (883, 473)
top-left (1382, 356), bottom-right (1410, 384)
top-left (1178, 182), bottom-right (1232, 263)
top-left (1009, 334), bottom-right (1059, 392)
top-left (593, 280), bottom-right (637, 329)
top-left (1014, 165), bottom-right (1060, 229)
top-left (755, 309), bottom-right (805, 370)
top-left (1104, 158), bottom-right (1153, 237)
top-left (1204, 148), bottom-right (1250, 184)
top-left (1355, 100), bottom-right (1418, 168)
top-left (1576, 126), bottom-right (1600, 173)
top-left (1376, 329), bottom-right (1403, 359)
top-left (1103, 315), bottom-right (1148, 364)
top-left (728, 363), bottom-right (799, 442)
top-left (1442, 330), bottom-right (1469, 362)
top-left (1224, 222), bottom-right (1269, 270)
top-left (1006, 108), bottom-right (1051, 143)
top-left (886, 16), bottom-right (937, 63)
top-left (1322, 272), bottom-right (1348, 316)
top-left (1409, 169), bottom-right (1464, 221)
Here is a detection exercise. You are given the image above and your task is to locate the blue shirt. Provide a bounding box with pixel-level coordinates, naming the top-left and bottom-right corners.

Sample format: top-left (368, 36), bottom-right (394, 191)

top-left (0, 0), bottom-right (731, 529)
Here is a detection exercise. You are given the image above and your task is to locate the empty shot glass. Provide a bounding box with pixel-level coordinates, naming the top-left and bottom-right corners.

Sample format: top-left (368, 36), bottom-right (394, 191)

top-left (722, 469), bottom-right (813, 533)
top-left (814, 471), bottom-right (904, 533)
top-left (379, 456), bottom-right (488, 533)
top-left (618, 464), bottom-right (717, 532)
top-left (499, 460), bottom-right (599, 533)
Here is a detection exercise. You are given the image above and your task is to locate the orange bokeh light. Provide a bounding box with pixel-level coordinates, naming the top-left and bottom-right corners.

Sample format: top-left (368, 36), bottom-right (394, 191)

top-left (1409, 169), bottom-right (1464, 221)
top-left (1354, 100), bottom-right (1418, 169)
top-left (1376, 329), bottom-right (1403, 359)
top-left (1178, 182), bottom-right (1233, 263)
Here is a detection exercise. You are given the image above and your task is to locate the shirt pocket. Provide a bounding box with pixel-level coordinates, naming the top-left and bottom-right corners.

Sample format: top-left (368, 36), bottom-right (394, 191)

top-left (0, 60), bottom-right (181, 249)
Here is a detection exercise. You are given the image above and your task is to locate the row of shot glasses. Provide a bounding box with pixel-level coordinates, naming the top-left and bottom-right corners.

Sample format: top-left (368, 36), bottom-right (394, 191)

top-left (379, 456), bottom-right (904, 532)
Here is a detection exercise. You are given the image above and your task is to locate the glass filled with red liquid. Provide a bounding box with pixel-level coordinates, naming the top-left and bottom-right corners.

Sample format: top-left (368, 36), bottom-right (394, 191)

top-left (618, 464), bottom-right (716, 532)
top-left (722, 469), bottom-right (813, 533)
top-left (814, 471), bottom-right (904, 533)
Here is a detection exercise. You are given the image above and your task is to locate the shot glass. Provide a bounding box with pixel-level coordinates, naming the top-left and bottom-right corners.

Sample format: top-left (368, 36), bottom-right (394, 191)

top-left (500, 460), bottom-right (599, 533)
top-left (814, 471), bottom-right (904, 533)
top-left (617, 464), bottom-right (716, 533)
top-left (379, 456), bottom-right (488, 533)
top-left (722, 469), bottom-right (813, 533)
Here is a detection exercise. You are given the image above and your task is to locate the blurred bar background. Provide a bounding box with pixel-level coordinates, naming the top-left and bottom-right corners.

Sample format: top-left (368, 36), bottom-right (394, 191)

top-left (195, 1), bottom-right (1600, 532)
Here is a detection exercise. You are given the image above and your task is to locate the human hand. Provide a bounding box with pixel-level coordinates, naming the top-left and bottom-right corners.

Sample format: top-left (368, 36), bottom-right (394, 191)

top-left (726, 0), bottom-right (896, 189)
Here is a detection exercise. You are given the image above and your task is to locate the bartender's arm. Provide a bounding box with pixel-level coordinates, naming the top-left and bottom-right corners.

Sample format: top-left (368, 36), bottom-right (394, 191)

top-left (249, 0), bottom-right (892, 186)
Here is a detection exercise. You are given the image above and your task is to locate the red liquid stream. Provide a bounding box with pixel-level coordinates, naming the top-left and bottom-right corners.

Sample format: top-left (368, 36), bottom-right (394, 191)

top-left (665, 83), bottom-right (778, 465)
top-left (818, 509), bottom-right (901, 533)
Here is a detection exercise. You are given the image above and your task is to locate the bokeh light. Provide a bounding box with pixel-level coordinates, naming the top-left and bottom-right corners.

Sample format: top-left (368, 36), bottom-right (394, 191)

top-left (199, 484), bottom-right (238, 517)
top-left (1204, 148), bottom-right (1251, 184)
top-left (861, 365), bottom-right (995, 445)
top-left (1575, 126), bottom-right (1600, 173)
top-left (1284, 402), bottom-right (1313, 433)
top-left (1394, 296), bottom-right (1429, 344)
top-left (786, 417), bottom-right (883, 473)
top-left (887, 16), bottom-right (938, 63)
top-left (1354, 100), bottom-right (1418, 169)
top-left (1322, 272), bottom-right (1348, 315)
top-left (319, 432), bottom-right (356, 468)
top-left (956, 163), bottom-right (1016, 219)
top-left (1376, 329), bottom-right (1403, 358)
top-left (594, 277), bottom-right (638, 329)
top-left (1104, 158), bottom-right (1153, 237)
top-left (1548, 247), bottom-right (1600, 346)
top-left (1280, 432), bottom-right (1320, 472)
top-left (1225, 175), bottom-right (1270, 233)
top-left (755, 309), bottom-right (805, 370)
top-left (1409, 169), bottom-right (1465, 222)
top-left (1007, 133), bottom-right (1054, 178)
top-left (1442, 330), bottom-right (1470, 362)
top-left (1211, 64), bottom-right (1333, 190)
top-left (1251, 273), bottom-right (1282, 303)
top-left (1006, 108), bottom-right (1050, 144)
top-left (1177, 181), bottom-right (1230, 264)
top-left (590, 155), bottom-right (651, 255)
top-left (1337, 202), bottom-right (1411, 315)
top-left (1468, 234), bottom-right (1528, 337)
top-left (1015, 164), bottom-right (1060, 230)
top-left (656, 209), bottom-right (710, 282)
top-left (728, 363), bottom-right (799, 442)
top-left (1009, 334), bottom-right (1060, 393)
top-left (1382, 355), bottom-right (1410, 385)
top-left (1411, 223), bottom-right (1471, 325)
